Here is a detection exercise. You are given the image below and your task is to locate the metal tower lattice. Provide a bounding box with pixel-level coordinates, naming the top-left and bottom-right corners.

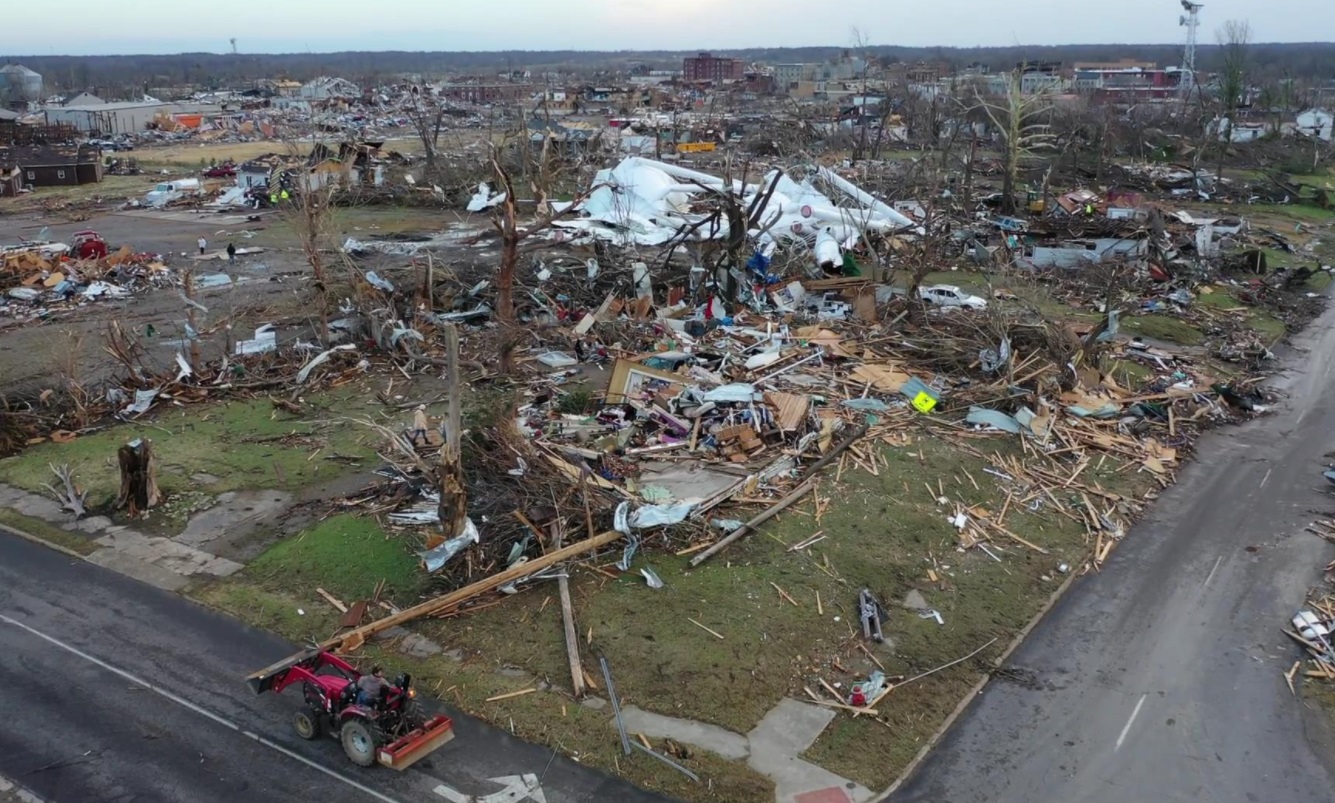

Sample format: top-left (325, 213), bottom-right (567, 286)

top-left (1179, 0), bottom-right (1203, 95)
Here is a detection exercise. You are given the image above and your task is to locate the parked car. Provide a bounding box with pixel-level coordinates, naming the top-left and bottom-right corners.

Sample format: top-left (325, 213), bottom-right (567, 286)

top-left (203, 162), bottom-right (237, 178)
top-left (918, 284), bottom-right (988, 310)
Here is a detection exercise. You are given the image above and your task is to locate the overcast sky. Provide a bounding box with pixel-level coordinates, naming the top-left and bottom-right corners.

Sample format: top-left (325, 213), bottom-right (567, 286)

top-left (9, 0), bottom-right (1331, 55)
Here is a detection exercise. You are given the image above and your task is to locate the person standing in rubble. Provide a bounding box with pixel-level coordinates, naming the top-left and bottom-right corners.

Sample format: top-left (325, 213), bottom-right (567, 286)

top-left (197, 236), bottom-right (207, 255)
top-left (226, 243), bottom-right (236, 263)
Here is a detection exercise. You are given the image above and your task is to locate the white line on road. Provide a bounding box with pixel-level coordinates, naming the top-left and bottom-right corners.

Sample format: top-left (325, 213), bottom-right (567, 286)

top-left (1115, 694), bottom-right (1147, 752)
top-left (1201, 556), bottom-right (1224, 589)
top-left (1260, 467), bottom-right (1272, 488)
top-left (0, 613), bottom-right (410, 803)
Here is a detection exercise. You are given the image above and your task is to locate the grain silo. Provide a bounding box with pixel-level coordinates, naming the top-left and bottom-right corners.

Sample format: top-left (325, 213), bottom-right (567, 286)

top-left (0, 64), bottom-right (43, 105)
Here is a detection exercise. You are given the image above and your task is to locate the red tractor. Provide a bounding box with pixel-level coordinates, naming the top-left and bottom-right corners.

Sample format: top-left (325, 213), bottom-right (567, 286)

top-left (248, 650), bottom-right (454, 770)
top-left (71, 230), bottom-right (109, 260)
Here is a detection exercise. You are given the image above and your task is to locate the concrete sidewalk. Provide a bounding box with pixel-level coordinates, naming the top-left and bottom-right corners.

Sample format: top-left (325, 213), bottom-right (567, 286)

top-left (619, 699), bottom-right (872, 803)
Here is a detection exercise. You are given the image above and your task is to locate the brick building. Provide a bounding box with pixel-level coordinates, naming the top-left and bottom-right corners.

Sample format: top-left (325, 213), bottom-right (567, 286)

top-left (683, 52), bottom-right (744, 83)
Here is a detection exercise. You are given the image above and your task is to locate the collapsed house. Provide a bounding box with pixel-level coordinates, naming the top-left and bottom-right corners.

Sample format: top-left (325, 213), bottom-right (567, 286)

top-left (546, 157), bottom-right (921, 254)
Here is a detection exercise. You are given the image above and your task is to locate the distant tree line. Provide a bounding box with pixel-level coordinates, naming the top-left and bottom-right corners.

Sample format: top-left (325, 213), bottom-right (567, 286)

top-left (9, 42), bottom-right (1333, 97)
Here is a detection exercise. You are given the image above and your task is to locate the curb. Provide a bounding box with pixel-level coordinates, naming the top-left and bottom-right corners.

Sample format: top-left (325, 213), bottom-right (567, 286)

top-left (0, 774), bottom-right (48, 803)
top-left (872, 566), bottom-right (1081, 802)
top-left (0, 514), bottom-right (91, 562)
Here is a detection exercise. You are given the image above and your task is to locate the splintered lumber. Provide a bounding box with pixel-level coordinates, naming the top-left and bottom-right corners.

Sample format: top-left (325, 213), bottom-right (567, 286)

top-left (485, 687), bottom-right (537, 702)
top-left (339, 600), bottom-right (368, 629)
top-left (690, 424), bottom-right (868, 567)
top-left (316, 587), bottom-right (349, 614)
top-left (687, 618), bottom-right (725, 639)
top-left (254, 530), bottom-right (624, 665)
top-left (550, 525), bottom-right (586, 699)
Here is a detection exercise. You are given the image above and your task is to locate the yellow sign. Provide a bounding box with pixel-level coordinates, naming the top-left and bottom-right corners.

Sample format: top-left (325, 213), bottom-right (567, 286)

top-left (911, 392), bottom-right (937, 414)
top-left (676, 142), bottom-right (716, 153)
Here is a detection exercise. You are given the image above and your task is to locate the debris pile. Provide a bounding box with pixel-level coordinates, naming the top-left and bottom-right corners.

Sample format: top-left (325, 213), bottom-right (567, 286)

top-left (1288, 521), bottom-right (1335, 691)
top-left (2, 237), bottom-right (173, 319)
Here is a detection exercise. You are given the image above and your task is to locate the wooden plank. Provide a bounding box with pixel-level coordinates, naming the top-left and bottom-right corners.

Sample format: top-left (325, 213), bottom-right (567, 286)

top-left (485, 687), bottom-right (537, 702)
top-left (551, 524), bottom-right (586, 699)
top-left (316, 587), bottom-right (348, 614)
top-left (339, 600), bottom-right (368, 629)
top-left (687, 618), bottom-right (725, 639)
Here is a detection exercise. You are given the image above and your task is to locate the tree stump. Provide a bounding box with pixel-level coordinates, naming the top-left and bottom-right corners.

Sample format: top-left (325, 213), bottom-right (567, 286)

top-left (116, 438), bottom-right (162, 517)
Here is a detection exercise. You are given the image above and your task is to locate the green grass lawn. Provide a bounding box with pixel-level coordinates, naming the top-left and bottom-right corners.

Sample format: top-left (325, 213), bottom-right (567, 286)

top-left (1195, 289), bottom-right (1244, 310)
top-left (245, 514), bottom-right (428, 603)
top-left (1120, 314), bottom-right (1204, 346)
top-left (0, 394), bottom-right (380, 506)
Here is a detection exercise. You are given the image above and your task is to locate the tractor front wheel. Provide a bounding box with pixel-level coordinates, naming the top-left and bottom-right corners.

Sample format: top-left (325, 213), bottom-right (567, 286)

top-left (341, 719), bottom-right (378, 767)
top-left (293, 709), bottom-right (321, 740)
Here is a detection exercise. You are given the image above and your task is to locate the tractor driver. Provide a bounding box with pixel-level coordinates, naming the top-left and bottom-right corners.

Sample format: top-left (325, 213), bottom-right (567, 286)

top-left (356, 666), bottom-right (388, 706)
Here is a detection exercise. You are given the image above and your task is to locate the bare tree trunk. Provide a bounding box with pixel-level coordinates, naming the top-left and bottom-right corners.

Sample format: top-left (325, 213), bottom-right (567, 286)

top-left (182, 269), bottom-right (201, 372)
top-left (497, 231), bottom-right (518, 325)
top-left (116, 439), bottom-right (162, 517)
top-left (289, 177), bottom-right (333, 348)
top-left (962, 131), bottom-right (977, 210)
top-left (436, 325), bottom-right (467, 538)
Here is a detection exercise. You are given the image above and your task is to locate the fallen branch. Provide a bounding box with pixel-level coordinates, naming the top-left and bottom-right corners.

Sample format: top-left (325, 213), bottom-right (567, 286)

top-left (862, 637), bottom-right (1000, 715)
top-left (42, 463), bottom-right (87, 518)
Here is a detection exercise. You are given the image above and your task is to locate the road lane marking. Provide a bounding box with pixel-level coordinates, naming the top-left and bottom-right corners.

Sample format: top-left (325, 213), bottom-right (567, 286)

top-left (1115, 694), bottom-right (1147, 752)
top-left (1260, 468), bottom-right (1272, 488)
top-left (0, 613), bottom-right (410, 803)
top-left (1201, 556), bottom-right (1224, 589)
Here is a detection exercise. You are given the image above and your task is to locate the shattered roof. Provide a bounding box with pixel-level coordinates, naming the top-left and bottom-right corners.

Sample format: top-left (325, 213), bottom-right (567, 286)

top-left (552, 157), bottom-right (919, 250)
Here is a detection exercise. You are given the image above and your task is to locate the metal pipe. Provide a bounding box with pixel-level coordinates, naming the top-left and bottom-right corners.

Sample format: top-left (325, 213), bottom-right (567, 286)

top-left (599, 656), bottom-right (631, 756)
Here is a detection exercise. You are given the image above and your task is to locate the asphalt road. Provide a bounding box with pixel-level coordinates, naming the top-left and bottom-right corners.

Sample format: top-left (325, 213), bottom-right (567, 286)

top-left (0, 532), bottom-right (669, 803)
top-left (891, 302), bottom-right (1335, 803)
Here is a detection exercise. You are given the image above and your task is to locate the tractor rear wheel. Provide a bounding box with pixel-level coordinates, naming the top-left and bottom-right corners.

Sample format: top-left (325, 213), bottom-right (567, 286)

top-left (341, 720), bottom-right (378, 767)
top-left (293, 709), bottom-right (321, 740)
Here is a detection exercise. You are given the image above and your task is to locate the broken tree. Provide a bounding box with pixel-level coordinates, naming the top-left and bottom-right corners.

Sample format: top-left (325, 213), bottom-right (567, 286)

top-left (436, 324), bottom-right (467, 538)
top-left (116, 438), bottom-right (162, 517)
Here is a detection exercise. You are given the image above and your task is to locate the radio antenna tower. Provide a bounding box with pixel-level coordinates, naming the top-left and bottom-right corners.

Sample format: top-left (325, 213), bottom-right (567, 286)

top-left (1179, 0), bottom-right (1203, 95)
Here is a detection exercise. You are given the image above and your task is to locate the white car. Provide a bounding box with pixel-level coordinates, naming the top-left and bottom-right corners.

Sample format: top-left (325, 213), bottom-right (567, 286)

top-left (918, 284), bottom-right (988, 310)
